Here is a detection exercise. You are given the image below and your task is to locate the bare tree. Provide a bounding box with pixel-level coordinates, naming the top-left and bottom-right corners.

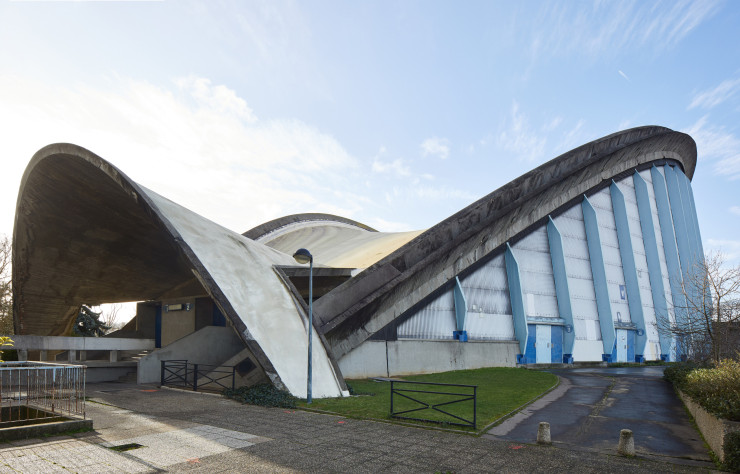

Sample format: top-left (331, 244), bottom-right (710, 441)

top-left (0, 235), bottom-right (13, 335)
top-left (660, 251), bottom-right (740, 363)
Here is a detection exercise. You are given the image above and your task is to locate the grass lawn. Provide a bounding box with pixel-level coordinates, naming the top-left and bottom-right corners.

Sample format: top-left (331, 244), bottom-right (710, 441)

top-left (299, 367), bottom-right (557, 431)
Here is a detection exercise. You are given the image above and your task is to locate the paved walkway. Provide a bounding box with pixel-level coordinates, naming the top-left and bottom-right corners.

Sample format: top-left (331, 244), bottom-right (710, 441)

top-left (0, 377), bottom-right (713, 473)
top-left (485, 366), bottom-right (712, 467)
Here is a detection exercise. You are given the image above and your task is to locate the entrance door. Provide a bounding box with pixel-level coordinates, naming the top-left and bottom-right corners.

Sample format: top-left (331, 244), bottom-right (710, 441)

top-left (616, 329), bottom-right (628, 362)
top-left (536, 325), bottom-right (551, 363)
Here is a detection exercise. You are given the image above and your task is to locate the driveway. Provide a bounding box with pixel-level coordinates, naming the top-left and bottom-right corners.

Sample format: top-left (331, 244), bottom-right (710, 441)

top-left (485, 366), bottom-right (712, 467)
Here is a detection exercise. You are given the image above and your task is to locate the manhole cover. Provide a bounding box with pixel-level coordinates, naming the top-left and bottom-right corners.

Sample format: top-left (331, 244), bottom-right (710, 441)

top-left (109, 443), bottom-right (144, 452)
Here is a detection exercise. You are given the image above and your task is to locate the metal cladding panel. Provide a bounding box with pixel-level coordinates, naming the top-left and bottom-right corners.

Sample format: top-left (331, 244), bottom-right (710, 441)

top-left (652, 165), bottom-right (688, 359)
top-left (623, 174), bottom-right (663, 355)
top-left (592, 188), bottom-right (631, 324)
top-left (554, 205), bottom-right (600, 343)
top-left (397, 288), bottom-right (455, 340)
top-left (547, 217), bottom-right (575, 355)
top-left (611, 180), bottom-right (646, 357)
top-left (460, 253), bottom-right (515, 340)
top-left (513, 225), bottom-right (560, 319)
top-left (582, 196), bottom-right (616, 354)
top-left (641, 168), bottom-right (678, 328)
top-left (505, 243), bottom-right (529, 354)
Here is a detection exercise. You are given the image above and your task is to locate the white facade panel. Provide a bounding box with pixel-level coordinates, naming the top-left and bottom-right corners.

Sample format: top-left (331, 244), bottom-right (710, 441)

top-left (553, 205), bottom-right (601, 342)
top-left (512, 226), bottom-right (559, 319)
top-left (397, 288), bottom-right (455, 340)
top-left (460, 253), bottom-right (515, 340)
top-left (616, 176), bottom-right (661, 355)
top-left (591, 187), bottom-right (632, 324)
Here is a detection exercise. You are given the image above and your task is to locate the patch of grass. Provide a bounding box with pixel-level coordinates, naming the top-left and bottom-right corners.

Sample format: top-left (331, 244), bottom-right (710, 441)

top-left (300, 367), bottom-right (557, 431)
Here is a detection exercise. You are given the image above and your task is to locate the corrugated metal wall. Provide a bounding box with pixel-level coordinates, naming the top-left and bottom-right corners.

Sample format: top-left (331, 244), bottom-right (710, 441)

top-left (460, 253), bottom-right (516, 340)
top-left (617, 177), bottom-right (660, 360)
top-left (397, 288), bottom-right (455, 339)
top-left (393, 164), bottom-right (699, 363)
top-left (511, 225), bottom-right (560, 320)
top-left (589, 187), bottom-right (632, 324)
top-left (553, 205), bottom-right (601, 342)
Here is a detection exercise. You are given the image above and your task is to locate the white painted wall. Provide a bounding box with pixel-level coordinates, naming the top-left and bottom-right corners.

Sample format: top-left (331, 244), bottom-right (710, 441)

top-left (339, 339), bottom-right (519, 378)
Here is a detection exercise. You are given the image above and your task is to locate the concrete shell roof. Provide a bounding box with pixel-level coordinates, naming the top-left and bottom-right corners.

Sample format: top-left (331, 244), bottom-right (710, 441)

top-left (246, 214), bottom-right (424, 269)
top-left (12, 126), bottom-right (697, 391)
top-left (13, 144), bottom-right (344, 397)
top-left (309, 126), bottom-right (698, 360)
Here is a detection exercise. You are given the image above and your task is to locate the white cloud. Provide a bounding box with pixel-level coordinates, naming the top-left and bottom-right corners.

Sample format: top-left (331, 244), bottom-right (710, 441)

top-left (682, 116), bottom-right (740, 179)
top-left (689, 77), bottom-right (740, 110)
top-left (730, 206), bottom-right (740, 216)
top-left (706, 239), bottom-right (740, 265)
top-left (372, 158), bottom-right (411, 177)
top-left (530, 0), bottom-right (721, 60)
top-left (365, 217), bottom-right (414, 233)
top-left (175, 76), bottom-right (257, 122)
top-left (618, 70), bottom-right (630, 82)
top-left (420, 137), bottom-right (450, 160)
top-left (0, 74), bottom-right (362, 236)
top-left (497, 100), bottom-right (546, 162)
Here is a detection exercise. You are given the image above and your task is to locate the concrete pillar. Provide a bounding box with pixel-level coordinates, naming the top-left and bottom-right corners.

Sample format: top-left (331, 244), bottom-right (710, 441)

top-left (618, 429), bottom-right (635, 456)
top-left (110, 350), bottom-right (119, 363)
top-left (68, 349), bottom-right (76, 362)
top-left (39, 350), bottom-right (48, 361)
top-left (79, 350), bottom-right (87, 361)
top-left (537, 422), bottom-right (552, 445)
top-left (17, 349), bottom-right (28, 361)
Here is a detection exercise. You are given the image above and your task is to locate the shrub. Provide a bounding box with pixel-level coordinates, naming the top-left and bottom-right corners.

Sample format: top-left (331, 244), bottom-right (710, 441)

top-left (681, 359), bottom-right (740, 422)
top-left (724, 431), bottom-right (740, 472)
top-left (223, 383), bottom-right (298, 408)
top-left (663, 361), bottom-right (702, 388)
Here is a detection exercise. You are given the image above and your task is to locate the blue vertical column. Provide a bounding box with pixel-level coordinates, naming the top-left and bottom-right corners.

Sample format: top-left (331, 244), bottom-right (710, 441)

top-left (582, 196), bottom-right (616, 360)
top-left (453, 277), bottom-right (468, 341)
top-left (610, 181), bottom-right (646, 361)
top-left (665, 166), bottom-right (693, 283)
top-left (678, 169), bottom-right (712, 318)
top-left (546, 216), bottom-right (575, 363)
top-left (678, 170), bottom-right (705, 258)
top-left (505, 243), bottom-right (529, 362)
top-left (633, 171), bottom-right (672, 359)
top-left (651, 166), bottom-right (687, 359)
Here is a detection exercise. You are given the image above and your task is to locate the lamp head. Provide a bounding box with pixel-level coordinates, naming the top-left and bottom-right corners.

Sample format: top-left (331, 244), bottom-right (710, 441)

top-left (293, 248), bottom-right (313, 264)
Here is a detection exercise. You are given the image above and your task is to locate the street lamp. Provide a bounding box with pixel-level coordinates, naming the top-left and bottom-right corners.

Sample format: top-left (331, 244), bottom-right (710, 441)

top-left (293, 248), bottom-right (313, 404)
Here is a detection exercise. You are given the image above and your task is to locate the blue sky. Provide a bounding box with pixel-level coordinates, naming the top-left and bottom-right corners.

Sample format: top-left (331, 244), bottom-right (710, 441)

top-left (1, 0), bottom-right (740, 264)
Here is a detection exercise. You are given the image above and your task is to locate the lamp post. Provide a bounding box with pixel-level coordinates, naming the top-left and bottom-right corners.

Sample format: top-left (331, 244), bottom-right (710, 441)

top-left (293, 248), bottom-right (313, 404)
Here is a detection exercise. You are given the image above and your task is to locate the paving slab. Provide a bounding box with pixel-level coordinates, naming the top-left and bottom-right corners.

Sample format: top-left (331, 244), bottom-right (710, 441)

top-left (0, 379), bottom-right (715, 472)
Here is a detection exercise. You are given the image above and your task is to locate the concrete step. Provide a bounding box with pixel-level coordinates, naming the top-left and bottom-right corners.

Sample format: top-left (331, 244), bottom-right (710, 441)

top-left (117, 370), bottom-right (138, 384)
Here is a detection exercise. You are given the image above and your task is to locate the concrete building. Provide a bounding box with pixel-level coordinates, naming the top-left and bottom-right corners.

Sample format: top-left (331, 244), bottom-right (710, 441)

top-left (12, 126), bottom-right (703, 398)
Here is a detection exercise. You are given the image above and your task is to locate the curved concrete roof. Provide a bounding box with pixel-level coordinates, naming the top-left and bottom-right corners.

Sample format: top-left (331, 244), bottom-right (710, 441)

top-left (311, 126), bottom-right (698, 360)
top-left (247, 215), bottom-right (424, 269)
top-left (13, 144), bottom-right (344, 398)
top-left (12, 126), bottom-right (698, 394)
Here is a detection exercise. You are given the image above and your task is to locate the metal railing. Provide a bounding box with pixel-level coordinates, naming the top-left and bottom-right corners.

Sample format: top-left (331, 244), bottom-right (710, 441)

top-left (160, 360), bottom-right (236, 392)
top-left (0, 362), bottom-right (86, 426)
top-left (390, 380), bottom-right (477, 428)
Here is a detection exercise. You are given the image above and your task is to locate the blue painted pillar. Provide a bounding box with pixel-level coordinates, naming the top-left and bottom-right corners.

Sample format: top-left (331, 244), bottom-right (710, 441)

top-left (453, 277), bottom-right (468, 341)
top-left (633, 171), bottom-right (672, 358)
top-left (678, 170), bottom-right (712, 322)
top-left (582, 196), bottom-right (616, 359)
top-left (505, 243), bottom-right (529, 361)
top-left (665, 166), bottom-right (693, 284)
top-left (651, 166), bottom-right (687, 360)
top-left (546, 216), bottom-right (575, 362)
top-left (610, 181), bottom-right (646, 360)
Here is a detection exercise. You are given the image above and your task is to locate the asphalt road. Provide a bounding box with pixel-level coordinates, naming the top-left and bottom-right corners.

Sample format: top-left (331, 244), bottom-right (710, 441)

top-left (485, 366), bottom-right (712, 467)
